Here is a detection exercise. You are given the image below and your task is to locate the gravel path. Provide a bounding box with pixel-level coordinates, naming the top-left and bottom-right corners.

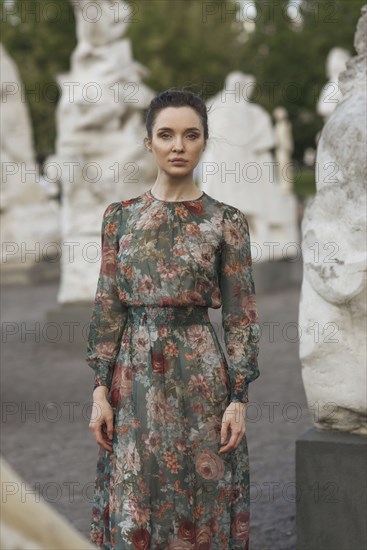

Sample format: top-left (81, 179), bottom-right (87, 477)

top-left (1, 262), bottom-right (312, 550)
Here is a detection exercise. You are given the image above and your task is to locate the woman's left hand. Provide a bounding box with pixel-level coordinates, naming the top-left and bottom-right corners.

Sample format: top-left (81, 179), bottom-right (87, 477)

top-left (219, 401), bottom-right (246, 454)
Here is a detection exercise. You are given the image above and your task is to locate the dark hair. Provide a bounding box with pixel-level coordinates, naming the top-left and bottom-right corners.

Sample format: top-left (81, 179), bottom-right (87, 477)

top-left (144, 88), bottom-right (209, 142)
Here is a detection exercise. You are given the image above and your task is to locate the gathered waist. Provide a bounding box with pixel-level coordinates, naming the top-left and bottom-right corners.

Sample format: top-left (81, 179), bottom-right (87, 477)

top-left (127, 305), bottom-right (210, 326)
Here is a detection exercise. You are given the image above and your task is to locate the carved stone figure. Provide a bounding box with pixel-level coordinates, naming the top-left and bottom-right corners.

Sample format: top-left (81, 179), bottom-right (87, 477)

top-left (317, 47), bottom-right (351, 120)
top-left (0, 43), bottom-right (59, 265)
top-left (54, 0), bottom-right (156, 303)
top-left (299, 6), bottom-right (367, 435)
top-left (273, 106), bottom-right (294, 194)
top-left (0, 455), bottom-right (95, 549)
top-left (198, 71), bottom-right (299, 261)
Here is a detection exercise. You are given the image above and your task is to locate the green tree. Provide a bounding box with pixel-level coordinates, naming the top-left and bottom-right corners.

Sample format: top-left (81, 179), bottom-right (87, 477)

top-left (1, 0), bottom-right (247, 158)
top-left (1, 0), bottom-right (365, 170)
top-left (1, 0), bottom-right (76, 158)
top-left (125, 0), bottom-right (248, 95)
top-left (241, 0), bottom-right (365, 161)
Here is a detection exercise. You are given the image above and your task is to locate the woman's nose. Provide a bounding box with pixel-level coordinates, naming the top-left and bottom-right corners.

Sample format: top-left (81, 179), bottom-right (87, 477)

top-left (173, 140), bottom-right (184, 151)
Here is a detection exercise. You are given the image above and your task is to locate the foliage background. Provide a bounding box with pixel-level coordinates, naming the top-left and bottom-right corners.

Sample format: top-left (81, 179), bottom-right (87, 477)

top-left (1, 0), bottom-right (365, 194)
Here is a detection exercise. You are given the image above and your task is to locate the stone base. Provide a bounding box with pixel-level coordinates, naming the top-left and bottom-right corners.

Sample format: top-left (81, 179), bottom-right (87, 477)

top-left (296, 426), bottom-right (367, 550)
top-left (0, 259), bottom-right (60, 287)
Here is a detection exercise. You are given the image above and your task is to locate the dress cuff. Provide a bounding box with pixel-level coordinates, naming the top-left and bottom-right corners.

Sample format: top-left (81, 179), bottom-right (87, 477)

top-left (93, 376), bottom-right (111, 392)
top-left (86, 358), bottom-right (113, 391)
top-left (230, 385), bottom-right (249, 404)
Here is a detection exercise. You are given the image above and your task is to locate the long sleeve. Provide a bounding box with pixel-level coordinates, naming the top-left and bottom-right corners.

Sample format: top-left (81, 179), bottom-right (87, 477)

top-left (219, 206), bottom-right (261, 403)
top-left (85, 202), bottom-right (128, 391)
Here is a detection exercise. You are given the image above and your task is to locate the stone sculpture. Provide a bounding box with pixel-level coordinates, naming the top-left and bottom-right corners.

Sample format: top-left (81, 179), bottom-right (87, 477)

top-left (198, 71), bottom-right (299, 261)
top-left (54, 0), bottom-right (156, 303)
top-left (273, 106), bottom-right (294, 194)
top-left (298, 6), bottom-right (367, 435)
top-left (317, 47), bottom-right (351, 121)
top-left (0, 44), bottom-right (59, 265)
top-left (0, 455), bottom-right (95, 550)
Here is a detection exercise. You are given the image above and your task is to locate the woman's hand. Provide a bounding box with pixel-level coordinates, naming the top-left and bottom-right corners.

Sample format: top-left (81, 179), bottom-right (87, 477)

top-left (219, 401), bottom-right (246, 454)
top-left (89, 386), bottom-right (114, 452)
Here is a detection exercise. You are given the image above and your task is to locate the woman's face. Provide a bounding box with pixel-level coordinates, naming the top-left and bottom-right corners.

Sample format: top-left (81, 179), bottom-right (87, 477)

top-left (146, 106), bottom-right (206, 176)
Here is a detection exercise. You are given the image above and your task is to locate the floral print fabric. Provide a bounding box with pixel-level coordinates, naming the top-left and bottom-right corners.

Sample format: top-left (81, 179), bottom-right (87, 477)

top-left (86, 189), bottom-right (260, 549)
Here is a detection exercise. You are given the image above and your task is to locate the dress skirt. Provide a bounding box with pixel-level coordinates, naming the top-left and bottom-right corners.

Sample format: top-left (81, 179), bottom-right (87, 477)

top-left (90, 304), bottom-right (251, 550)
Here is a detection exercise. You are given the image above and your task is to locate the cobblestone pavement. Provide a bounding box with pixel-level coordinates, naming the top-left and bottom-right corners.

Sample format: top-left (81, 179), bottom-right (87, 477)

top-left (1, 263), bottom-right (312, 550)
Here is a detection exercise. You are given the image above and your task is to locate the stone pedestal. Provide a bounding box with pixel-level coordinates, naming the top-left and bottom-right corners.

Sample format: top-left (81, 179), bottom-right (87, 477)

top-left (296, 426), bottom-right (367, 550)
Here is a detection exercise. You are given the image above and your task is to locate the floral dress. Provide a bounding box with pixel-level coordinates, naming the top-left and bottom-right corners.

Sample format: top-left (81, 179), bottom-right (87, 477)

top-left (85, 188), bottom-right (260, 550)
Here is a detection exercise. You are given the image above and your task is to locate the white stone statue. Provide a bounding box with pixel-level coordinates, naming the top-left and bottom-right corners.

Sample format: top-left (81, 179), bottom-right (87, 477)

top-left (317, 47), bottom-right (351, 121)
top-left (299, 5), bottom-right (367, 435)
top-left (74, 0), bottom-right (130, 47)
top-left (303, 147), bottom-right (316, 168)
top-left (273, 106), bottom-right (294, 194)
top-left (55, 0), bottom-right (156, 304)
top-left (0, 43), bottom-right (60, 265)
top-left (198, 71), bottom-right (299, 261)
top-left (0, 455), bottom-right (95, 550)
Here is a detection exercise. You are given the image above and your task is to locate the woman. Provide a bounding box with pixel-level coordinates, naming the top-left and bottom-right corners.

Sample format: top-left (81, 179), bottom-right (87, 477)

top-left (86, 89), bottom-right (261, 549)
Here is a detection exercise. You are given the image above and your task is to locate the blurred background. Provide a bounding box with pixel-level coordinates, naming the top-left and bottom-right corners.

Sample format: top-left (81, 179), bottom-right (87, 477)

top-left (1, 0), bottom-right (362, 181)
top-left (1, 1), bottom-right (366, 549)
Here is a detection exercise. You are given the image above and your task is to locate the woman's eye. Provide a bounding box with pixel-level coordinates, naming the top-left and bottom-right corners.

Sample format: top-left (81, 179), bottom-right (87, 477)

top-left (159, 133), bottom-right (198, 139)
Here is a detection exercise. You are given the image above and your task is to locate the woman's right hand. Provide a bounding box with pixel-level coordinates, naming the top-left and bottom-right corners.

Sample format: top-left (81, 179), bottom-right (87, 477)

top-left (89, 386), bottom-right (114, 452)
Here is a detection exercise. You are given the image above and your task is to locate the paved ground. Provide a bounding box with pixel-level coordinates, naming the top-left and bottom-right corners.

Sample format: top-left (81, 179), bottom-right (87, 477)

top-left (1, 258), bottom-right (312, 550)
